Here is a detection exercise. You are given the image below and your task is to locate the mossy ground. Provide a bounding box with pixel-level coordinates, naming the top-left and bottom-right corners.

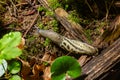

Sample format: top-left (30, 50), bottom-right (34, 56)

top-left (0, 0), bottom-right (119, 80)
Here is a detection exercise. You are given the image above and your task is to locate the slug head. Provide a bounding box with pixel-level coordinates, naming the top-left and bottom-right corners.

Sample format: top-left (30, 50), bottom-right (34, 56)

top-left (38, 29), bottom-right (63, 44)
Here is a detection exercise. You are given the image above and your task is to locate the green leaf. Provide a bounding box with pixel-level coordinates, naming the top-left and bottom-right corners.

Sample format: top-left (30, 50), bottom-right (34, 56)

top-left (8, 60), bottom-right (21, 74)
top-left (9, 75), bottom-right (21, 80)
top-left (0, 47), bottom-right (22, 60)
top-left (0, 32), bottom-right (21, 50)
top-left (0, 32), bottom-right (22, 60)
top-left (51, 56), bottom-right (81, 80)
top-left (51, 73), bottom-right (66, 80)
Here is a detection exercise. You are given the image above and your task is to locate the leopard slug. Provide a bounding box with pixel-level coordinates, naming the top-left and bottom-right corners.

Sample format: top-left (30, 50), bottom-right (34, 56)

top-left (37, 29), bottom-right (98, 55)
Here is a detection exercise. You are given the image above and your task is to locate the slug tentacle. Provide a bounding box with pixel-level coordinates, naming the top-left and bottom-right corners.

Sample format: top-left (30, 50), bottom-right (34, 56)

top-left (37, 29), bottom-right (98, 55)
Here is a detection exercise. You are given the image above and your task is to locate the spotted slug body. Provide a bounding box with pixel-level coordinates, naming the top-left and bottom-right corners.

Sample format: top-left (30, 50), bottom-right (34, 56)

top-left (38, 29), bottom-right (98, 55)
top-left (60, 37), bottom-right (98, 55)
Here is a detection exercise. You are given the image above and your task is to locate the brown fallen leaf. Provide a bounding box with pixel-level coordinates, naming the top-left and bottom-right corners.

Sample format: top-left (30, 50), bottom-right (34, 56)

top-left (43, 67), bottom-right (51, 80)
top-left (19, 59), bottom-right (31, 79)
top-left (42, 52), bottom-right (56, 80)
top-left (19, 56), bottom-right (46, 80)
top-left (18, 37), bottom-right (25, 49)
top-left (30, 63), bottom-right (45, 80)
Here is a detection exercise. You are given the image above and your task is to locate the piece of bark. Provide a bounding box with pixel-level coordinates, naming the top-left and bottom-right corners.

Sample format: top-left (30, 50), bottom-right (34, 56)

top-left (93, 15), bottom-right (120, 49)
top-left (54, 8), bottom-right (88, 42)
top-left (78, 55), bottom-right (88, 66)
top-left (38, 0), bottom-right (51, 10)
top-left (81, 38), bottom-right (120, 80)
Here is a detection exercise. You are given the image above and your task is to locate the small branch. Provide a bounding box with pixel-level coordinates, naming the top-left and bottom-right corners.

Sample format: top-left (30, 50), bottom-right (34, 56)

top-left (23, 13), bottom-right (39, 37)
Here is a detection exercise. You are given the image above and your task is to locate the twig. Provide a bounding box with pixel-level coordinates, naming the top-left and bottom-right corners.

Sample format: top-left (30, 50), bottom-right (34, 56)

top-left (16, 2), bottom-right (28, 7)
top-left (23, 13), bottom-right (39, 37)
top-left (10, 0), bottom-right (18, 17)
top-left (85, 0), bottom-right (93, 12)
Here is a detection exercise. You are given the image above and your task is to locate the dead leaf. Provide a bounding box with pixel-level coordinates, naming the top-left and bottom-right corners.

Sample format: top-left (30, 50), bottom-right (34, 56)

top-left (43, 67), bottom-right (51, 80)
top-left (30, 64), bottom-right (45, 80)
top-left (32, 63), bottom-right (45, 76)
top-left (20, 59), bottom-right (31, 79)
top-left (18, 37), bottom-right (25, 49)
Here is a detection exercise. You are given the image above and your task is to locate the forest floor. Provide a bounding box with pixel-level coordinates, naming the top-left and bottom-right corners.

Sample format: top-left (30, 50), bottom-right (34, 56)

top-left (0, 0), bottom-right (120, 80)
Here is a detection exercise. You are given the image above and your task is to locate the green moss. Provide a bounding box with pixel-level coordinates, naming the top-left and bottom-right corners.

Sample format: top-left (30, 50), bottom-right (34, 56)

top-left (8, 22), bottom-right (18, 28)
top-left (48, 0), bottom-right (62, 10)
top-left (43, 38), bottom-right (51, 46)
top-left (38, 23), bottom-right (44, 29)
top-left (99, 22), bottom-right (107, 28)
top-left (38, 6), bottom-right (47, 12)
top-left (45, 10), bottom-right (54, 16)
top-left (68, 10), bottom-right (80, 23)
top-left (84, 29), bottom-right (93, 44)
top-left (51, 20), bottom-right (59, 32)
top-left (0, 4), bottom-right (6, 14)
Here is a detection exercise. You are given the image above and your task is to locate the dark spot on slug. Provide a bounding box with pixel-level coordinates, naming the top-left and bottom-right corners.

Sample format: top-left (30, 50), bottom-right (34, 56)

top-left (73, 51), bottom-right (76, 53)
top-left (63, 42), bottom-right (66, 46)
top-left (60, 44), bottom-right (64, 49)
top-left (71, 48), bottom-right (73, 51)
top-left (67, 45), bottom-right (70, 50)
